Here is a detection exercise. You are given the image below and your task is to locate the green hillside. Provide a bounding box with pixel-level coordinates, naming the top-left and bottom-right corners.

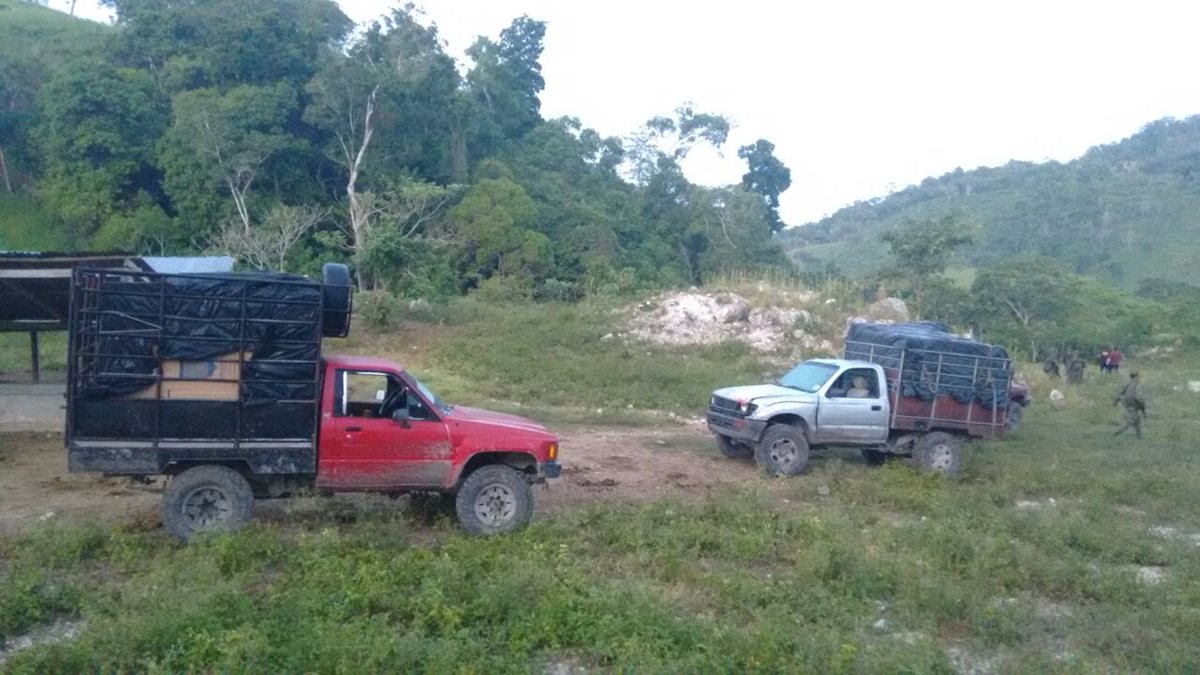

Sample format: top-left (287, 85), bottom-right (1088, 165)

top-left (0, 0), bottom-right (108, 218)
top-left (782, 117), bottom-right (1200, 288)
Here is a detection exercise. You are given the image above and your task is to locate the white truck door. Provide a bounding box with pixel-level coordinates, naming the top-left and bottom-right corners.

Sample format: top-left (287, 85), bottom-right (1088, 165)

top-left (815, 366), bottom-right (890, 444)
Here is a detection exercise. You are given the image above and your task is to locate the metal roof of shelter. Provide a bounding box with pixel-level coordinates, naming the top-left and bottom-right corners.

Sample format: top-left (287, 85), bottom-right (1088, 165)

top-left (0, 251), bottom-right (150, 331)
top-left (141, 256), bottom-right (235, 274)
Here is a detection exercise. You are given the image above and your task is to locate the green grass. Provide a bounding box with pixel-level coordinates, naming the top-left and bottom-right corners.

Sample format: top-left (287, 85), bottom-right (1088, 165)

top-left (341, 297), bottom-right (775, 416)
top-left (4, 299), bottom-right (1200, 671)
top-left (0, 195), bottom-right (72, 252)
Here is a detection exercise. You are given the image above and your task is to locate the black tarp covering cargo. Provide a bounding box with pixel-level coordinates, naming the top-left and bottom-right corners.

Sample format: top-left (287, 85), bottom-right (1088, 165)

top-left (72, 270), bottom-right (321, 402)
top-left (843, 321), bottom-right (1012, 408)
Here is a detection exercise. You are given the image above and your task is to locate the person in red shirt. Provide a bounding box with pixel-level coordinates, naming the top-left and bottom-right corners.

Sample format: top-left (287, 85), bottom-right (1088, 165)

top-left (1108, 347), bottom-right (1123, 373)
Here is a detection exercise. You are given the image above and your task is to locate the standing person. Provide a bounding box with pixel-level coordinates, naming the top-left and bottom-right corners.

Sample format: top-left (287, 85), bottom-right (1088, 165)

top-left (1066, 353), bottom-right (1085, 385)
top-left (1108, 347), bottom-right (1123, 374)
top-left (1099, 347), bottom-right (1111, 372)
top-left (1112, 371), bottom-right (1146, 438)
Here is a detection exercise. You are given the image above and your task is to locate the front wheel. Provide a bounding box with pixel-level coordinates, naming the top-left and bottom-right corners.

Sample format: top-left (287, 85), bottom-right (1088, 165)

top-left (163, 465), bottom-right (255, 541)
top-left (914, 432), bottom-right (963, 477)
top-left (455, 465), bottom-right (534, 535)
top-left (716, 434), bottom-right (754, 460)
top-left (755, 424), bottom-right (810, 476)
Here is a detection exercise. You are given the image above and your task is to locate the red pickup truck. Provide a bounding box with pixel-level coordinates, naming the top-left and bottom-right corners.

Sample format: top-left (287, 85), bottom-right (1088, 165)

top-left (65, 266), bottom-right (560, 540)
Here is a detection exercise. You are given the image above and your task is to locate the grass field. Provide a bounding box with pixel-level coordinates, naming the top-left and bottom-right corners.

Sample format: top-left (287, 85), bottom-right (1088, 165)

top-left (3, 299), bottom-right (1200, 671)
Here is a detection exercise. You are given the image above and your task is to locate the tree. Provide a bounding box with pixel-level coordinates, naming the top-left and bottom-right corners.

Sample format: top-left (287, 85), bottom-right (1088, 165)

top-left (971, 255), bottom-right (1079, 357)
top-left (305, 6), bottom-right (460, 256)
top-left (465, 15), bottom-right (546, 153)
top-left (35, 62), bottom-right (165, 239)
top-left (625, 104), bottom-right (730, 185)
top-left (738, 139), bottom-right (792, 233)
top-left (161, 83), bottom-right (300, 235)
top-left (448, 176), bottom-right (550, 286)
top-left (879, 213), bottom-right (977, 316)
top-left (208, 204), bottom-right (325, 271)
top-left (686, 185), bottom-right (789, 281)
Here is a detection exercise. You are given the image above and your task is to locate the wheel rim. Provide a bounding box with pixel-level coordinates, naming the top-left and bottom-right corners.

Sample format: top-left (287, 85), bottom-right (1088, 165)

top-left (769, 438), bottom-right (798, 467)
top-left (474, 484), bottom-right (517, 527)
top-left (182, 486), bottom-right (233, 531)
top-left (927, 443), bottom-right (954, 471)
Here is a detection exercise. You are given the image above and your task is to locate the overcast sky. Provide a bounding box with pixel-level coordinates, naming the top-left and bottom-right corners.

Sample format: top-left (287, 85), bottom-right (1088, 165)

top-left (52, 0), bottom-right (1200, 226)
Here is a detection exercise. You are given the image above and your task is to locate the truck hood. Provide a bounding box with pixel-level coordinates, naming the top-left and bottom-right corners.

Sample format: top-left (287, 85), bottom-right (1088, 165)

top-left (713, 384), bottom-right (817, 407)
top-left (447, 405), bottom-right (552, 436)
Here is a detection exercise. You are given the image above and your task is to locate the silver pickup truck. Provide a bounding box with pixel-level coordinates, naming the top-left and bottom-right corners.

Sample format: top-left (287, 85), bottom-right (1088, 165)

top-left (707, 325), bottom-right (1027, 477)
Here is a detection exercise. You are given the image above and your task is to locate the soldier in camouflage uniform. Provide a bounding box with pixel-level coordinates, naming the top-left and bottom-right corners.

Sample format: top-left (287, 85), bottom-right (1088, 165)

top-left (1066, 353), bottom-right (1085, 385)
top-left (1112, 371), bottom-right (1146, 438)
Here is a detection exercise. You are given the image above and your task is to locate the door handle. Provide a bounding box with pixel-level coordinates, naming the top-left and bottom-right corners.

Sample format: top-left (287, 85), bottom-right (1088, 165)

top-left (871, 405), bottom-right (882, 411)
top-left (345, 426), bottom-right (363, 432)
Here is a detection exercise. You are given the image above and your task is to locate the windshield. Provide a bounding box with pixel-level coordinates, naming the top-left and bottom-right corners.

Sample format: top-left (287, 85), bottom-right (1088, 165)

top-left (779, 362), bottom-right (838, 393)
top-left (411, 375), bottom-right (452, 414)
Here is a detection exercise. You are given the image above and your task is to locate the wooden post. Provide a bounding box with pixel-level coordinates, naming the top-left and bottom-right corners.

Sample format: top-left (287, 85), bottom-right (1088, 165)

top-left (30, 330), bottom-right (40, 383)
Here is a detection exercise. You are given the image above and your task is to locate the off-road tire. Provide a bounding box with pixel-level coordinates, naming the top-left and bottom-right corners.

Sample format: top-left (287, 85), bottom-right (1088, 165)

top-left (861, 448), bottom-right (890, 466)
top-left (755, 424), bottom-right (810, 476)
top-left (716, 434), bottom-right (754, 460)
top-left (455, 465), bottom-right (534, 535)
top-left (163, 465), bottom-right (255, 541)
top-left (914, 431), bottom-right (963, 477)
top-left (1006, 402), bottom-right (1024, 433)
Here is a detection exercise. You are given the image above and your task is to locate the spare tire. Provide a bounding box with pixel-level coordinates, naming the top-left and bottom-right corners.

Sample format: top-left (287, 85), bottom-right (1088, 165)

top-left (321, 262), bottom-right (353, 338)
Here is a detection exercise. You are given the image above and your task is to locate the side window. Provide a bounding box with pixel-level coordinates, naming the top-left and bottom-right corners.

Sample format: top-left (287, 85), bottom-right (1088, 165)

top-left (339, 371), bottom-right (400, 418)
top-left (829, 369), bottom-right (880, 399)
top-left (845, 369), bottom-right (879, 398)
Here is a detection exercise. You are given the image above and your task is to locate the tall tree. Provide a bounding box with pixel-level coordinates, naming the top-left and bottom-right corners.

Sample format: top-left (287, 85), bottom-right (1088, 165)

top-left (879, 213), bottom-right (976, 315)
top-left (160, 83), bottom-right (300, 234)
top-left (738, 139), bottom-right (791, 233)
top-left (465, 15), bottom-right (546, 156)
top-left (35, 62), bottom-right (165, 238)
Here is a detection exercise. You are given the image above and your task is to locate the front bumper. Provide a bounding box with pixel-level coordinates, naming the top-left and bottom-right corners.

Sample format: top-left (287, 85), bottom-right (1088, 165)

top-left (706, 411), bottom-right (767, 442)
top-left (538, 460), bottom-right (562, 480)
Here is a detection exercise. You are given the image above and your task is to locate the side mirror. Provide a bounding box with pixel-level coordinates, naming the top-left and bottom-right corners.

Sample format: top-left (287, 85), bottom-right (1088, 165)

top-left (392, 408), bottom-right (411, 427)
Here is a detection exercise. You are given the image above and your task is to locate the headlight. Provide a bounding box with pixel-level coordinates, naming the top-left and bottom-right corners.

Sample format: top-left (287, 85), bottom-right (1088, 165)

top-left (738, 401), bottom-right (757, 415)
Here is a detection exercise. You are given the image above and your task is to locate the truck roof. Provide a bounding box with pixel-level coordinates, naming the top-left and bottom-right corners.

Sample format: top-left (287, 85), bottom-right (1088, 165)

top-left (808, 358), bottom-right (881, 370)
top-left (324, 354), bottom-right (407, 372)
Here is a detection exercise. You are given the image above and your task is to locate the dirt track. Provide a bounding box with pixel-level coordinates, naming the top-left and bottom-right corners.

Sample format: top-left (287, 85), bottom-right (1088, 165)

top-left (0, 423), bottom-right (766, 536)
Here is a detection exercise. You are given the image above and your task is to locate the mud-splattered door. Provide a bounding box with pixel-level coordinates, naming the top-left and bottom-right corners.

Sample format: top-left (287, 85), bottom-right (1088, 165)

top-left (318, 369), bottom-right (452, 490)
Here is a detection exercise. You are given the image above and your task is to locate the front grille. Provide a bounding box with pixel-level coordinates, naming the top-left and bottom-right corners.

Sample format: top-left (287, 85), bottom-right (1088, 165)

top-left (709, 395), bottom-right (747, 419)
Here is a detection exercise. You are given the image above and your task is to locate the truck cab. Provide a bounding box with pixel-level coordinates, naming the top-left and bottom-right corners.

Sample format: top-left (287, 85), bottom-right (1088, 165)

top-left (708, 359), bottom-right (892, 455)
top-left (318, 355), bottom-right (561, 495)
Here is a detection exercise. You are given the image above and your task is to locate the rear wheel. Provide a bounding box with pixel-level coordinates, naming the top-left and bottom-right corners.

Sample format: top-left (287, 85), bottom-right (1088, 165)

top-left (755, 424), bottom-right (810, 476)
top-left (1006, 402), bottom-right (1024, 432)
top-left (715, 434), bottom-right (754, 460)
top-left (455, 465), bottom-right (534, 535)
top-left (163, 465), bottom-right (254, 541)
top-left (914, 432), bottom-right (963, 477)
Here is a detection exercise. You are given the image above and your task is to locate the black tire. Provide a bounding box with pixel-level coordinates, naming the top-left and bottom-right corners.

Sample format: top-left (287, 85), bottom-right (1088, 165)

top-left (1006, 402), bottom-right (1024, 433)
top-left (861, 448), bottom-right (889, 466)
top-left (321, 262), bottom-right (353, 338)
top-left (914, 431), bottom-right (963, 477)
top-left (715, 434), bottom-right (754, 460)
top-left (755, 424), bottom-right (810, 476)
top-left (455, 465), bottom-right (534, 535)
top-left (162, 465), bottom-right (255, 541)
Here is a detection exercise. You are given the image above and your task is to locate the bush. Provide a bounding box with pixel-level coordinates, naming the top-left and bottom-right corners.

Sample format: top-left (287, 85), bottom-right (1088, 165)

top-left (471, 275), bottom-right (533, 303)
top-left (534, 278), bottom-right (583, 303)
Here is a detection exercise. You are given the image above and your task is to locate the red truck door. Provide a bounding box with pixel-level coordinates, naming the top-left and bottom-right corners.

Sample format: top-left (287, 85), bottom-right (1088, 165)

top-left (318, 368), bottom-right (453, 489)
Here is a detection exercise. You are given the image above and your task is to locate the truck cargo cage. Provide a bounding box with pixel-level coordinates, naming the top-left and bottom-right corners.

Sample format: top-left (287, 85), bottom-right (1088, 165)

top-left (844, 321), bottom-right (1014, 439)
top-left (65, 265), bottom-right (349, 476)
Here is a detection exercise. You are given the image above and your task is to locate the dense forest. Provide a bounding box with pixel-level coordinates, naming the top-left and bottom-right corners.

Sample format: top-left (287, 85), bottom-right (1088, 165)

top-left (782, 116), bottom-right (1200, 289)
top-left (0, 0), bottom-right (793, 299)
